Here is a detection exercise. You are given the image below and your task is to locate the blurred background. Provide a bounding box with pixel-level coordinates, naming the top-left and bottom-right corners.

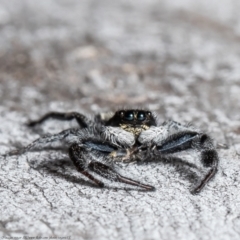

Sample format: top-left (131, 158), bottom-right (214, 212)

top-left (1, 0), bottom-right (240, 239)
top-left (1, 0), bottom-right (240, 122)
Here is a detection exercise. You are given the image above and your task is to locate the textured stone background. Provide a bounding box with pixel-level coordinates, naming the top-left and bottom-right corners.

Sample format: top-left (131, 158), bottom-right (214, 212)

top-left (0, 0), bottom-right (240, 239)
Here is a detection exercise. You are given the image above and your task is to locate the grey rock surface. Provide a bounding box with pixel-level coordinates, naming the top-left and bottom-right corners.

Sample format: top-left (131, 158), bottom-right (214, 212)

top-left (0, 0), bottom-right (240, 239)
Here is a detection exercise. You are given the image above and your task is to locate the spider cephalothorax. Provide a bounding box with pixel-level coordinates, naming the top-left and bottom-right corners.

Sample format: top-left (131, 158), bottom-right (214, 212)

top-left (5, 109), bottom-right (219, 194)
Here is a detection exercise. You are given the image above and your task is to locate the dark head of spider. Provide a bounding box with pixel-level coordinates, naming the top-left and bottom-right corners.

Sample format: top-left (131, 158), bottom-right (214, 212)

top-left (106, 110), bottom-right (157, 128)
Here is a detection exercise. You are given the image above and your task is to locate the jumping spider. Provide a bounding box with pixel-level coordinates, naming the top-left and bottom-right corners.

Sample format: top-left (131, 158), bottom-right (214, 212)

top-left (7, 109), bottom-right (218, 194)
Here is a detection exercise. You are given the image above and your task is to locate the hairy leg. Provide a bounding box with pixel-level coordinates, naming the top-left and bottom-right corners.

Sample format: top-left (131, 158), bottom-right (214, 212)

top-left (27, 111), bottom-right (92, 128)
top-left (69, 143), bottom-right (155, 191)
top-left (69, 143), bottom-right (105, 187)
top-left (5, 129), bottom-right (81, 156)
top-left (137, 128), bottom-right (219, 194)
top-left (157, 132), bottom-right (218, 194)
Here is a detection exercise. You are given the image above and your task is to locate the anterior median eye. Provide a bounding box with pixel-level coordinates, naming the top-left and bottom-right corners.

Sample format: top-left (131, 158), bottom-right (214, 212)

top-left (124, 111), bottom-right (134, 121)
top-left (137, 111), bottom-right (146, 121)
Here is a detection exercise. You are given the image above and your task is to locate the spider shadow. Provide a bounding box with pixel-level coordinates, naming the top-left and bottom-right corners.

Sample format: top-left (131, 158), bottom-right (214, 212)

top-left (137, 155), bottom-right (201, 186)
top-left (31, 157), bottom-right (99, 188)
top-left (29, 157), bottom-right (150, 192)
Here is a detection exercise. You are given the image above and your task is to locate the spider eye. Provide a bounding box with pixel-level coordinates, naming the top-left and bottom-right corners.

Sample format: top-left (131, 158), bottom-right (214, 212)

top-left (137, 111), bottom-right (146, 121)
top-left (119, 111), bottom-right (124, 117)
top-left (124, 111), bottom-right (134, 121)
